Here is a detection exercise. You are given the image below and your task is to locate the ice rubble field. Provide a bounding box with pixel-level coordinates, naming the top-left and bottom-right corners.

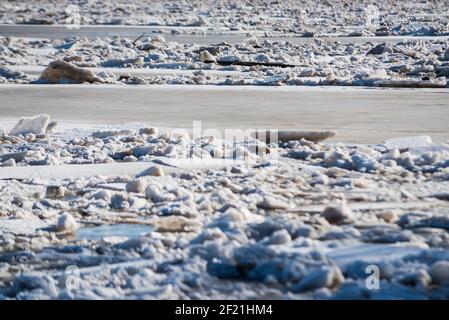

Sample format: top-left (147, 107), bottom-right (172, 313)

top-left (1, 0), bottom-right (448, 37)
top-left (1, 0), bottom-right (449, 87)
top-left (1, 32), bottom-right (449, 87)
top-left (0, 115), bottom-right (448, 299)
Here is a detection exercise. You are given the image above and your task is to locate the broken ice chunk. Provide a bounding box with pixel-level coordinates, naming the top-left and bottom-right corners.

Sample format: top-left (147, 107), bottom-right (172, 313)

top-left (40, 60), bottom-right (102, 84)
top-left (384, 136), bottom-right (432, 151)
top-left (199, 50), bottom-right (216, 63)
top-left (0, 151), bottom-right (28, 163)
top-left (55, 212), bottom-right (78, 233)
top-left (252, 130), bottom-right (337, 143)
top-left (9, 114), bottom-right (50, 136)
top-left (429, 261), bottom-right (449, 285)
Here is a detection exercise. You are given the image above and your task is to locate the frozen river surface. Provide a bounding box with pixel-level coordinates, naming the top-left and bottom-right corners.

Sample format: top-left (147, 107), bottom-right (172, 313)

top-left (0, 84), bottom-right (448, 143)
top-left (2, 24), bottom-right (448, 44)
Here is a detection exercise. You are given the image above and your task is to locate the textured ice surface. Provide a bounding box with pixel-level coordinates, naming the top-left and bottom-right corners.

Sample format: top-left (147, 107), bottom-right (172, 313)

top-left (0, 122), bottom-right (448, 300)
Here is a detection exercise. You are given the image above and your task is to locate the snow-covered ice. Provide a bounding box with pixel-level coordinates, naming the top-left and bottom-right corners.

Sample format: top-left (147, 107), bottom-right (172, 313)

top-left (0, 0), bottom-right (448, 301)
top-left (0, 115), bottom-right (448, 299)
top-left (9, 114), bottom-right (50, 136)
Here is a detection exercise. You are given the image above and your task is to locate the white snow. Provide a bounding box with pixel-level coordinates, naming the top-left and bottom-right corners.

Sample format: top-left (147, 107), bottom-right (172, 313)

top-left (1, 0), bottom-right (449, 300)
top-left (0, 217), bottom-right (49, 235)
top-left (384, 136), bottom-right (433, 150)
top-left (9, 114), bottom-right (50, 136)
